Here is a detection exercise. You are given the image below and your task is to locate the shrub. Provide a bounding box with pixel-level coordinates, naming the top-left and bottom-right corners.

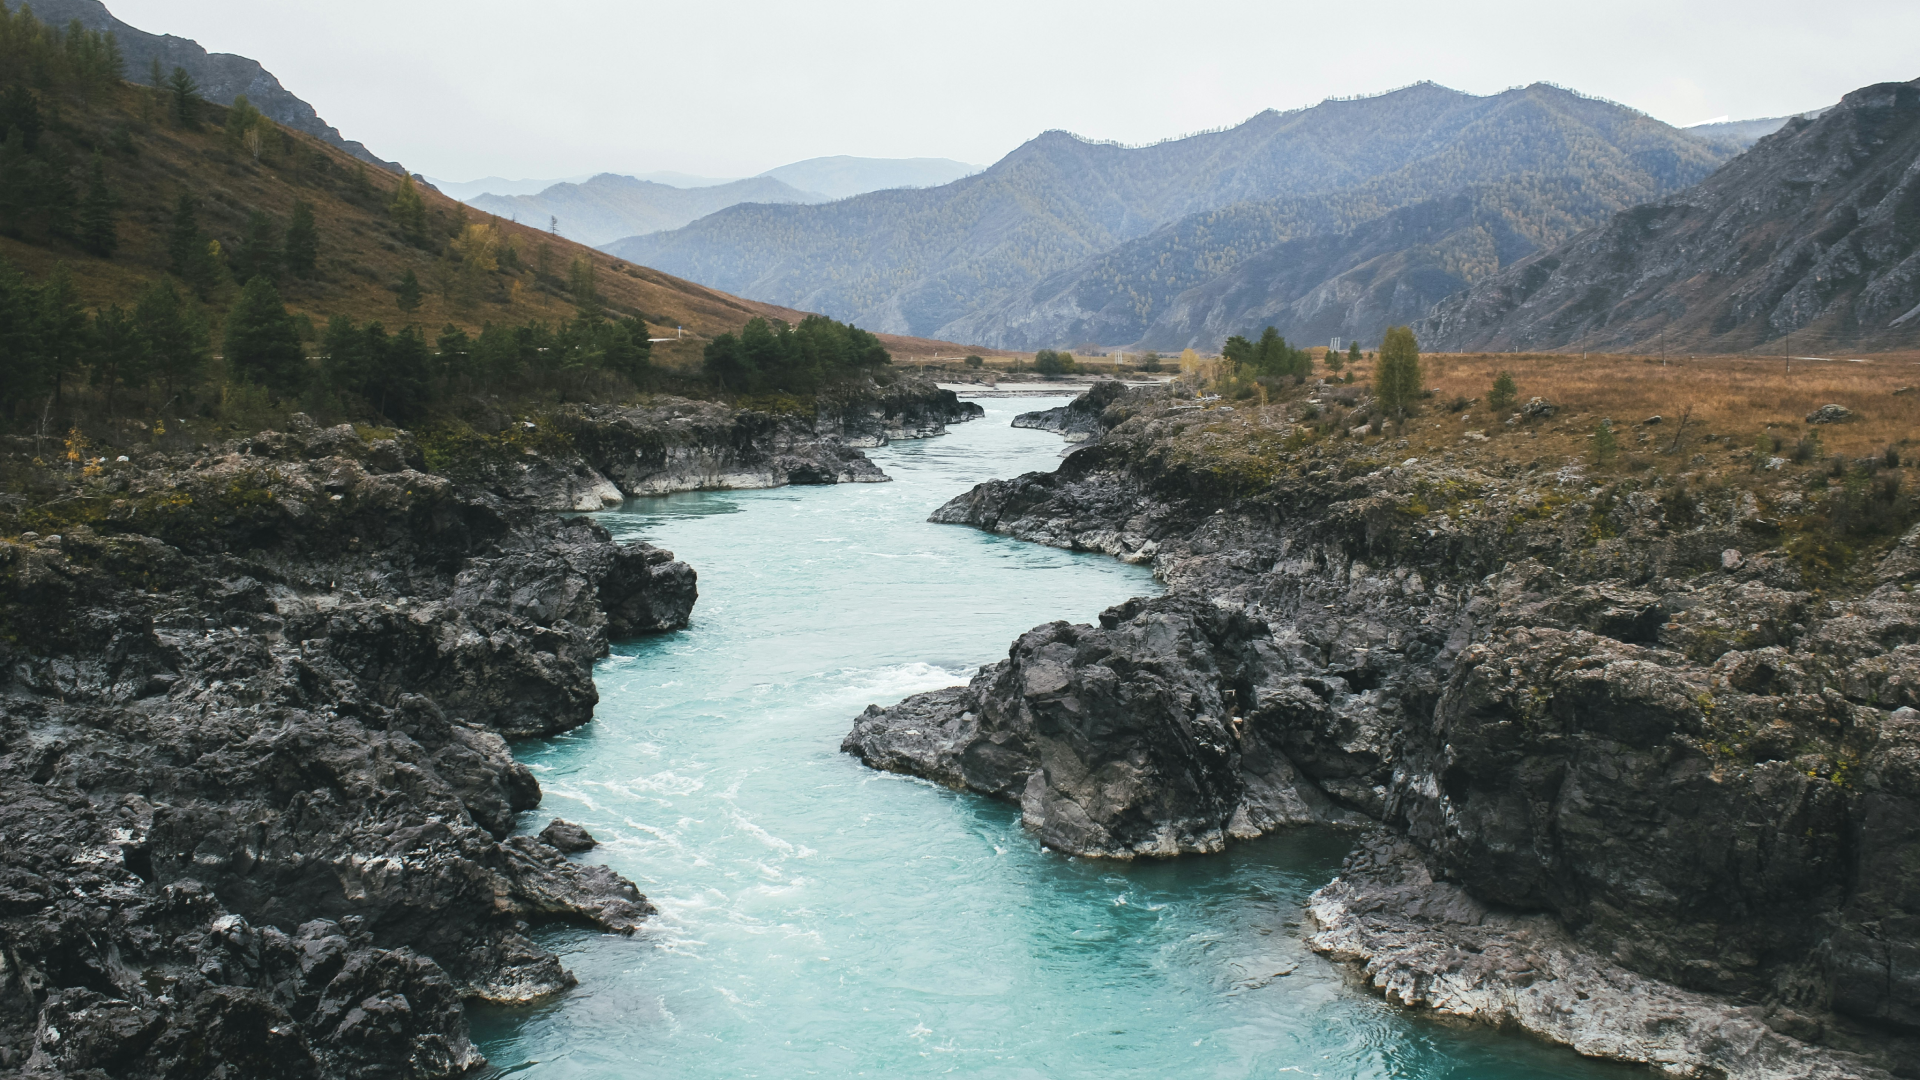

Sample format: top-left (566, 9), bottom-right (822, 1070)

top-left (1487, 371), bottom-right (1517, 413)
top-left (964, 354), bottom-right (984, 368)
top-left (1033, 349), bottom-right (1075, 376)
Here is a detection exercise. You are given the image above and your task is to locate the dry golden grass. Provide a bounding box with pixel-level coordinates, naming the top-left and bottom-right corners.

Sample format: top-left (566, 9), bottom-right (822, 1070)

top-left (1412, 351), bottom-right (1920, 462)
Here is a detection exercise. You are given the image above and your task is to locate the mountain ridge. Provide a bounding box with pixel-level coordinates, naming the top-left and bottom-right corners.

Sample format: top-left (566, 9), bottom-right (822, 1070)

top-left (1416, 78), bottom-right (1920, 354)
top-left (610, 82), bottom-right (1734, 350)
top-left (468, 174), bottom-right (831, 247)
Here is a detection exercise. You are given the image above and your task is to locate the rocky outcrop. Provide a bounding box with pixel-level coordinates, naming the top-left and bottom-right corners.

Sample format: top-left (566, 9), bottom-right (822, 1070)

top-left (848, 387), bottom-right (1920, 1077)
top-left (1010, 380), bottom-right (1129, 443)
top-left (0, 422), bottom-right (696, 1077)
top-left (552, 376), bottom-right (982, 496)
top-left (1418, 78), bottom-right (1920, 353)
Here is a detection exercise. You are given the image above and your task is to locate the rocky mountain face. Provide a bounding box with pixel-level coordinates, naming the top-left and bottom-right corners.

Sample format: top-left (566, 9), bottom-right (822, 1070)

top-left (0, 420), bottom-right (696, 1077)
top-left (472, 174), bottom-right (831, 247)
top-left (754, 156), bottom-right (979, 200)
top-left (1419, 79), bottom-right (1920, 354)
top-left (29, 0), bottom-right (400, 172)
top-left (845, 385), bottom-right (1919, 1078)
top-left (614, 83), bottom-right (1731, 352)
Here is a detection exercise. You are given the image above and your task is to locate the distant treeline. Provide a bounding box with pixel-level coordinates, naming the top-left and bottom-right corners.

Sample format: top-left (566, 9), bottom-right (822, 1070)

top-left (702, 315), bottom-right (892, 393)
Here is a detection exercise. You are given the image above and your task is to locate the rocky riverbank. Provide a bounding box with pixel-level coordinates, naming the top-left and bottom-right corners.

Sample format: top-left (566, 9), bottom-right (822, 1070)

top-left (846, 382), bottom-right (1919, 1078)
top-left (0, 419), bottom-right (696, 1077)
top-left (445, 375), bottom-right (984, 510)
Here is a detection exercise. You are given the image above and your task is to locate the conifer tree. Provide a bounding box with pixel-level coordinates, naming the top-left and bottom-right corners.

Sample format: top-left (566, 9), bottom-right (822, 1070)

top-left (1221, 334), bottom-right (1254, 376)
top-left (389, 175), bottom-right (427, 246)
top-left (225, 276), bottom-right (305, 397)
top-left (148, 56), bottom-right (165, 87)
top-left (320, 315), bottom-right (369, 397)
top-left (1373, 325), bottom-right (1423, 420)
top-left (133, 279), bottom-right (209, 404)
top-left (33, 267), bottom-right (88, 407)
top-left (283, 199), bottom-right (317, 278)
top-left (1487, 370), bottom-right (1517, 413)
top-left (78, 152), bottom-right (117, 258)
top-left (1592, 419), bottom-right (1618, 464)
top-left (394, 268), bottom-right (423, 312)
top-left (1348, 340), bottom-right (1362, 366)
top-left (89, 304), bottom-right (146, 413)
top-left (230, 210), bottom-right (280, 283)
top-left (166, 66), bottom-right (201, 128)
top-left (569, 255), bottom-right (601, 321)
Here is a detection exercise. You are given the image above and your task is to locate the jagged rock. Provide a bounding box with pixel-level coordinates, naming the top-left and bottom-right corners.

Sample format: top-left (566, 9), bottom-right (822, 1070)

top-left (1011, 380), bottom-right (1130, 443)
top-left (848, 386), bottom-right (1920, 1076)
top-left (538, 818), bottom-right (598, 853)
top-left (1518, 396), bottom-right (1556, 419)
top-left (1806, 403), bottom-right (1854, 424)
top-left (0, 422), bottom-right (689, 1077)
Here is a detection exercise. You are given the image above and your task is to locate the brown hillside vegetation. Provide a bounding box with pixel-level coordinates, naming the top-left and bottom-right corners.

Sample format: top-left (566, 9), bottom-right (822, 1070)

top-left (0, 74), bottom-right (816, 368)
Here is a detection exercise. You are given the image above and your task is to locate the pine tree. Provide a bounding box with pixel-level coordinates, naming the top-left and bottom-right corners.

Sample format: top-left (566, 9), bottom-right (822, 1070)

top-left (148, 56), bottom-right (165, 87)
top-left (320, 315), bottom-right (369, 397)
top-left (166, 66), bottom-right (201, 128)
top-left (230, 210), bottom-right (280, 283)
top-left (389, 175), bottom-right (427, 246)
top-left (283, 199), bottom-right (317, 278)
top-left (569, 255), bottom-right (602, 321)
top-left (89, 304), bottom-right (146, 413)
top-left (78, 152), bottom-right (117, 258)
top-left (224, 276), bottom-right (305, 397)
top-left (133, 279), bottom-right (209, 404)
top-left (1592, 420), bottom-right (1618, 464)
top-left (394, 268), bottom-right (423, 312)
top-left (1348, 340), bottom-right (1362, 366)
top-left (34, 267), bottom-right (89, 407)
top-left (166, 195), bottom-right (221, 294)
top-left (1487, 370), bottom-right (1517, 413)
top-left (1374, 325), bottom-right (1423, 420)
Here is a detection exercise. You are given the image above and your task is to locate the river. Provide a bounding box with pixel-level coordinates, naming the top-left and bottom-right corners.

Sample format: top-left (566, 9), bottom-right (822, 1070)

top-left (472, 396), bottom-right (1637, 1080)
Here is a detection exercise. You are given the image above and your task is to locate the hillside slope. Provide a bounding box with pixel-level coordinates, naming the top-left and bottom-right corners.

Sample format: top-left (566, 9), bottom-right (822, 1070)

top-left (0, 75), bottom-right (822, 374)
top-left (471, 174), bottom-right (829, 246)
top-left (26, 0), bottom-right (400, 170)
top-left (612, 83), bottom-right (1732, 349)
top-left (1417, 78), bottom-right (1920, 354)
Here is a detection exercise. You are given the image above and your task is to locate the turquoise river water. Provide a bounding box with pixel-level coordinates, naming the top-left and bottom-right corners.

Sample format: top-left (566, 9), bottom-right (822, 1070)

top-left (472, 397), bottom-right (1638, 1080)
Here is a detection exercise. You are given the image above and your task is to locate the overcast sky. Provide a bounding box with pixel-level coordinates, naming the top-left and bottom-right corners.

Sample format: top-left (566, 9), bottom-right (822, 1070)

top-left (110, 0), bottom-right (1920, 182)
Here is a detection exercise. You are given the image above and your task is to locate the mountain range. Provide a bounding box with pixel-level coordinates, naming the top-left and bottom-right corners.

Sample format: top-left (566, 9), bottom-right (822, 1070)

top-left (1417, 78), bottom-right (1920, 354)
top-left (468, 175), bottom-right (832, 246)
top-left (457, 157), bottom-right (980, 246)
top-left (26, 0), bottom-right (400, 171)
top-left (608, 82), bottom-right (1739, 352)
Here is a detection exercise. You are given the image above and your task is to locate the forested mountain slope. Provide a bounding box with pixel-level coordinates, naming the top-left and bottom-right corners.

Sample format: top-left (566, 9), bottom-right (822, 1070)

top-left (612, 82), bottom-right (1732, 349)
top-left (1417, 78), bottom-right (1920, 354)
top-left (471, 174), bottom-right (830, 246)
top-left (24, 0), bottom-right (400, 170)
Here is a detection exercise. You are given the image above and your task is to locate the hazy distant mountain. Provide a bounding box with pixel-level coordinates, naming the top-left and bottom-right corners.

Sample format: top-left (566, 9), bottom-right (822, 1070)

top-left (613, 82), bottom-right (1733, 350)
top-left (1418, 79), bottom-right (1920, 354)
top-left (1685, 109), bottom-right (1830, 149)
top-left (29, 0), bottom-right (399, 171)
top-left (469, 174), bottom-right (829, 246)
top-left (757, 156), bottom-right (979, 199)
top-left (429, 175), bottom-right (595, 200)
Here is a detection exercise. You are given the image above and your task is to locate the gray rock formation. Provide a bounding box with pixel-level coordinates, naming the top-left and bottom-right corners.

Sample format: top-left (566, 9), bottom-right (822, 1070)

top-left (1010, 380), bottom-right (1129, 443)
top-left (550, 377), bottom-right (982, 496)
top-left (0, 422), bottom-right (696, 1076)
top-left (846, 386), bottom-right (1920, 1077)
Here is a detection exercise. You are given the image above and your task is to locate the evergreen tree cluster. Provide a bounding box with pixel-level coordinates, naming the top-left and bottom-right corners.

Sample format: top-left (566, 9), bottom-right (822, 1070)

top-left (0, 261), bottom-right (209, 420)
top-left (701, 315), bottom-right (891, 393)
top-left (1223, 326), bottom-right (1312, 378)
top-left (0, 5), bottom-right (129, 245)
